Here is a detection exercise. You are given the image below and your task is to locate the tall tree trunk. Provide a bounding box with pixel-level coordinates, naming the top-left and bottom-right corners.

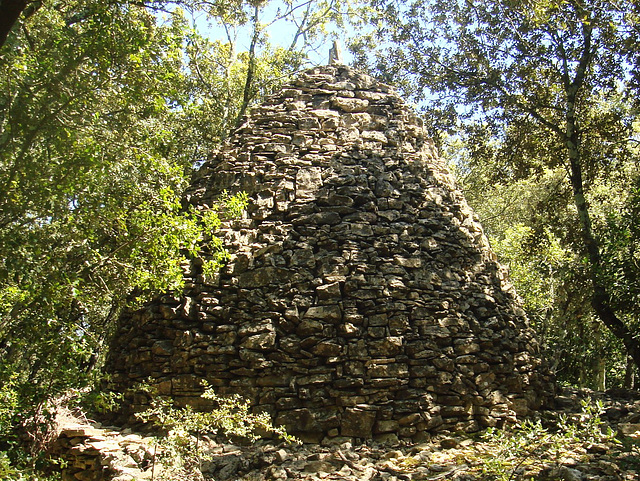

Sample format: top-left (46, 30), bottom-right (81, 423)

top-left (235, 5), bottom-right (260, 129)
top-left (0, 0), bottom-right (28, 49)
top-left (592, 325), bottom-right (606, 391)
top-left (560, 14), bottom-right (640, 373)
top-left (566, 109), bottom-right (640, 372)
top-left (222, 37), bottom-right (237, 139)
top-left (624, 356), bottom-right (635, 389)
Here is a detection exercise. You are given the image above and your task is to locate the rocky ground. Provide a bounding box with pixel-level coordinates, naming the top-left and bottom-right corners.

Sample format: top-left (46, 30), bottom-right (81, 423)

top-left (52, 388), bottom-right (640, 481)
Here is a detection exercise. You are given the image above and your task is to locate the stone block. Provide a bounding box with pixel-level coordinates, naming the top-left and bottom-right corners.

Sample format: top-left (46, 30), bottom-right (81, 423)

top-left (312, 341), bottom-right (342, 357)
top-left (290, 248), bottom-right (317, 267)
top-left (331, 97), bottom-right (369, 112)
top-left (151, 340), bottom-right (173, 356)
top-left (375, 420), bottom-right (399, 433)
top-left (275, 408), bottom-right (319, 433)
top-left (237, 267), bottom-right (291, 288)
top-left (295, 320), bottom-right (322, 337)
top-left (256, 374), bottom-right (291, 387)
top-left (618, 423), bottom-right (640, 437)
top-left (296, 167), bottom-right (323, 199)
top-left (369, 337), bottom-right (403, 356)
top-left (367, 363), bottom-right (409, 378)
top-left (398, 413), bottom-right (421, 426)
top-left (341, 408), bottom-right (377, 437)
top-left (297, 373), bottom-right (333, 385)
top-left (304, 305), bottom-right (342, 323)
top-left (240, 331), bottom-right (276, 351)
top-left (361, 130), bottom-right (388, 143)
top-left (366, 326), bottom-right (386, 339)
top-left (317, 282), bottom-right (342, 299)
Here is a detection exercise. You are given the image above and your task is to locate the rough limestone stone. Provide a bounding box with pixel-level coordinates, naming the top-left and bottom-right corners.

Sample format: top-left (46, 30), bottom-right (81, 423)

top-left (341, 408), bottom-right (377, 438)
top-left (103, 65), bottom-right (554, 441)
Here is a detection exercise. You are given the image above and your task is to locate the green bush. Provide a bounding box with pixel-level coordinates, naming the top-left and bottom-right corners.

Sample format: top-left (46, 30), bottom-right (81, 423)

top-left (478, 398), bottom-right (613, 480)
top-left (135, 385), bottom-right (298, 480)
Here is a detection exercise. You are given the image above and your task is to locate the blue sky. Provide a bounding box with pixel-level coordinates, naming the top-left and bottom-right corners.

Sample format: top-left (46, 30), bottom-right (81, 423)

top-left (186, 0), bottom-right (357, 67)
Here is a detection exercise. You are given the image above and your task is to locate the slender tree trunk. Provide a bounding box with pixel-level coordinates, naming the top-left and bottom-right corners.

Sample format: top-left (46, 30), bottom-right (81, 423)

top-left (624, 356), bottom-right (635, 389)
top-left (568, 150), bottom-right (640, 369)
top-left (235, 5), bottom-right (260, 129)
top-left (0, 0), bottom-right (28, 49)
top-left (559, 14), bottom-right (640, 373)
top-left (592, 326), bottom-right (606, 391)
top-left (222, 38), bottom-right (237, 139)
top-left (565, 105), bottom-right (640, 372)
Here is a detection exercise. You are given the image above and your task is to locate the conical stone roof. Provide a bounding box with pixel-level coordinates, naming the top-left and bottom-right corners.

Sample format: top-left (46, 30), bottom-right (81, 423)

top-left (104, 65), bottom-right (554, 443)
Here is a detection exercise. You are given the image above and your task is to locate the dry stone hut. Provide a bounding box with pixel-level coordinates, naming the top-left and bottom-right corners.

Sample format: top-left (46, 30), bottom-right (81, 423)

top-left (103, 65), bottom-right (554, 443)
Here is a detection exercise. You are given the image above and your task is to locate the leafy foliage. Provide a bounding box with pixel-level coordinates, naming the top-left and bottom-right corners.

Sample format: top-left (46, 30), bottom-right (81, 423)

top-left (0, 1), bottom-right (250, 472)
top-left (137, 387), bottom-right (297, 444)
top-left (478, 399), bottom-right (613, 480)
top-left (135, 386), bottom-right (298, 480)
top-left (600, 171), bottom-right (640, 318)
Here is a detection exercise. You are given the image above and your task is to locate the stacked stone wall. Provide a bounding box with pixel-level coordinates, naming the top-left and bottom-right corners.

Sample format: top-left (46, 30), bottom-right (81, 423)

top-left (104, 65), bottom-right (554, 443)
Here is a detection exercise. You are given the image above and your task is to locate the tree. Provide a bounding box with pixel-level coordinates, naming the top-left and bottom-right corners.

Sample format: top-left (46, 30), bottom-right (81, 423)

top-left (0, 0), bottom-right (31, 49)
top-left (351, 0), bottom-right (640, 378)
top-left (451, 148), bottom-right (637, 387)
top-left (0, 2), bottom-right (229, 466)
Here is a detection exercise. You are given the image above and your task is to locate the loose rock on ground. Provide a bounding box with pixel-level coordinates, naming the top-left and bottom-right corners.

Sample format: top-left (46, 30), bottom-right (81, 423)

top-left (51, 388), bottom-right (640, 481)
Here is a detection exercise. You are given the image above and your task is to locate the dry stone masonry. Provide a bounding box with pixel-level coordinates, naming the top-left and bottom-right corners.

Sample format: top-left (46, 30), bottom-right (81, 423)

top-left (104, 65), bottom-right (554, 443)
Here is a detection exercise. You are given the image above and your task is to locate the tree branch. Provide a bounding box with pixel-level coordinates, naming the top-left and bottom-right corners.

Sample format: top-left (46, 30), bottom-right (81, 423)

top-left (0, 0), bottom-right (28, 50)
top-left (235, 4), bottom-right (260, 129)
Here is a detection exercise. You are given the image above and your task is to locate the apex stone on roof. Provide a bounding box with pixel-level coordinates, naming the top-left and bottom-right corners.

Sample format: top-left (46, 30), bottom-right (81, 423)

top-left (104, 65), bottom-right (554, 443)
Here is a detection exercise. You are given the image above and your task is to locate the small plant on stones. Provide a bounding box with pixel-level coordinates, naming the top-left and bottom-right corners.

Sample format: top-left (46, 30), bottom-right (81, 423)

top-left (556, 398), bottom-right (613, 442)
top-left (480, 419), bottom-right (550, 480)
top-left (136, 385), bottom-right (298, 480)
top-left (478, 398), bottom-right (613, 480)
